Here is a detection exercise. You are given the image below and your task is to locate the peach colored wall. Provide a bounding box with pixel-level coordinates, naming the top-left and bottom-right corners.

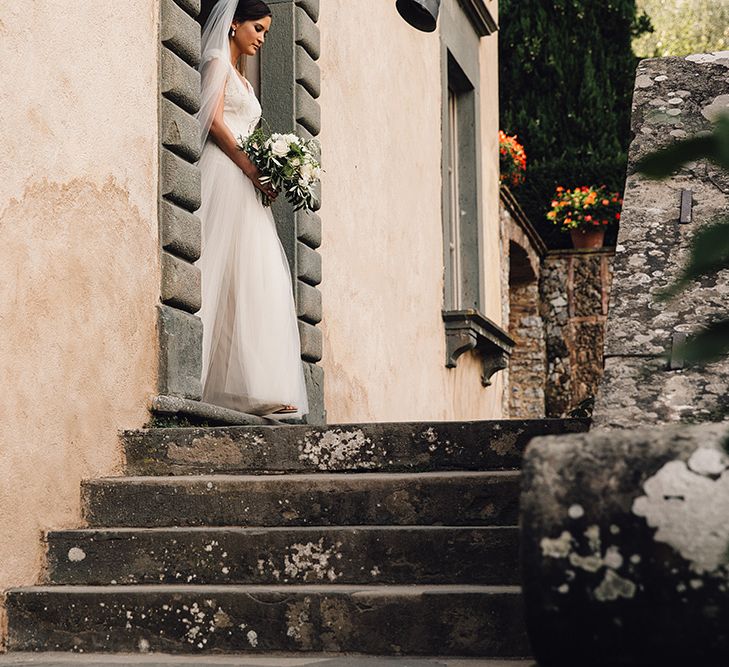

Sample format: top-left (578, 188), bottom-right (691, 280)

top-left (318, 0), bottom-right (505, 423)
top-left (0, 0), bottom-right (160, 618)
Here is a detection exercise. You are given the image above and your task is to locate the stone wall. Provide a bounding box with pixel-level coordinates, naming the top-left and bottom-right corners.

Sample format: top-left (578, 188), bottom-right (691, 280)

top-left (540, 249), bottom-right (614, 417)
top-left (594, 52), bottom-right (729, 428)
top-left (500, 187), bottom-right (547, 418)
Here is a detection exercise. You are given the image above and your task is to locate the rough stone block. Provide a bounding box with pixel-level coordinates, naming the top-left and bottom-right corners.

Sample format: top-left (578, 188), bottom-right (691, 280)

top-left (171, 0), bottom-right (200, 19)
top-left (296, 0), bottom-right (320, 22)
top-left (296, 240), bottom-right (322, 285)
top-left (161, 47), bottom-right (201, 114)
top-left (295, 5), bottom-right (320, 60)
top-left (160, 200), bottom-right (202, 262)
top-left (571, 255), bottom-right (605, 317)
top-left (297, 210), bottom-right (321, 248)
top-left (157, 304), bottom-right (203, 400)
top-left (521, 422), bottom-right (729, 666)
top-left (295, 122), bottom-right (315, 143)
top-left (161, 0), bottom-right (201, 66)
top-left (295, 83), bottom-right (321, 136)
top-left (161, 251), bottom-right (202, 314)
top-left (605, 240), bottom-right (729, 358)
top-left (295, 44), bottom-right (321, 98)
top-left (298, 319), bottom-right (322, 362)
top-left (593, 355), bottom-right (729, 429)
top-left (161, 148), bottom-right (201, 211)
top-left (160, 97), bottom-right (201, 163)
top-left (296, 280), bottom-right (322, 324)
top-left (303, 360), bottom-right (325, 424)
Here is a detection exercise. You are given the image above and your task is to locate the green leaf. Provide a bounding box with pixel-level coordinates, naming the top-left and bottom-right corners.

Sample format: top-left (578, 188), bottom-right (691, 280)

top-left (636, 135), bottom-right (718, 178)
top-left (677, 319), bottom-right (729, 366)
top-left (661, 217), bottom-right (729, 299)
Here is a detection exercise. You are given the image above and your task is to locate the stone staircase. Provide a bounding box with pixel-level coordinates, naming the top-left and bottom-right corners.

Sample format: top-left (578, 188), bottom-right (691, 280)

top-left (5, 419), bottom-right (586, 657)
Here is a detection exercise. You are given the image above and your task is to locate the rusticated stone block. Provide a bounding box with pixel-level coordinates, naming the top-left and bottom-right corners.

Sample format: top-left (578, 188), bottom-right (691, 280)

top-left (171, 0), bottom-right (200, 18)
top-left (160, 200), bottom-right (201, 262)
top-left (297, 240), bottom-right (321, 285)
top-left (295, 44), bottom-right (321, 98)
top-left (161, 0), bottom-right (201, 66)
top-left (296, 0), bottom-right (320, 22)
top-left (157, 304), bottom-right (203, 400)
top-left (295, 84), bottom-right (321, 136)
top-left (297, 211), bottom-right (321, 248)
top-left (522, 422), bottom-right (729, 667)
top-left (160, 97), bottom-right (201, 163)
top-left (298, 319), bottom-right (322, 362)
top-left (161, 251), bottom-right (201, 314)
top-left (296, 280), bottom-right (322, 324)
top-left (160, 47), bottom-right (201, 114)
top-left (303, 360), bottom-right (325, 424)
top-left (295, 5), bottom-right (320, 60)
top-left (160, 148), bottom-right (201, 211)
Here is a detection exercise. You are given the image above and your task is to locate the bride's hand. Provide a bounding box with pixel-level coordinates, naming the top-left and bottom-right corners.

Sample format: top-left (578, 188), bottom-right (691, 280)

top-left (248, 168), bottom-right (278, 201)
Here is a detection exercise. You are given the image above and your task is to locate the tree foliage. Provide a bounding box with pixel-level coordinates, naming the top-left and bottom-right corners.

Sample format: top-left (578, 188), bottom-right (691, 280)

top-left (499, 0), bottom-right (650, 247)
top-left (633, 0), bottom-right (729, 58)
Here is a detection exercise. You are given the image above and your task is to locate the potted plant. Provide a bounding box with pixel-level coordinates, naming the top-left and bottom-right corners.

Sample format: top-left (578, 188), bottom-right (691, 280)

top-left (499, 130), bottom-right (527, 188)
top-left (547, 185), bottom-right (623, 248)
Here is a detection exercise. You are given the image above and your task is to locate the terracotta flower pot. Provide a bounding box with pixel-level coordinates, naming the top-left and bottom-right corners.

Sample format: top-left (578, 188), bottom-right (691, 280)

top-left (570, 227), bottom-right (606, 249)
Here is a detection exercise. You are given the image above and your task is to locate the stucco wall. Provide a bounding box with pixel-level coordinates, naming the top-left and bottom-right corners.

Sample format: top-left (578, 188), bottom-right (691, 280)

top-left (318, 0), bottom-right (504, 423)
top-left (0, 0), bottom-right (160, 610)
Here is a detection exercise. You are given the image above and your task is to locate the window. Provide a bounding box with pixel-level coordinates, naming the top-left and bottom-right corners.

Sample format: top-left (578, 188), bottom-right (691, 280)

top-left (439, 1), bottom-right (513, 386)
top-left (443, 53), bottom-right (480, 312)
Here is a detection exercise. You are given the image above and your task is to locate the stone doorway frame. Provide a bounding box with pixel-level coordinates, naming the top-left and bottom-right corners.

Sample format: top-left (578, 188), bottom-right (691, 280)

top-left (153, 0), bottom-right (325, 425)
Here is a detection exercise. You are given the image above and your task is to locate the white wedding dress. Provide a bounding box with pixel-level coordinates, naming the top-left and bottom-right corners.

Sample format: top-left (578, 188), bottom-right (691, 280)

top-left (195, 62), bottom-right (309, 419)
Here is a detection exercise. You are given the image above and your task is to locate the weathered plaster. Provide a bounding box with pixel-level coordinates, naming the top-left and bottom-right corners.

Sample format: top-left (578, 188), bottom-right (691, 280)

top-left (0, 0), bottom-right (160, 625)
top-left (318, 0), bottom-right (504, 423)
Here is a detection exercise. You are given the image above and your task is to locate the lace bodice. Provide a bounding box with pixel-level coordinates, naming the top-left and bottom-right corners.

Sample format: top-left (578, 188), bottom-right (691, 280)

top-left (223, 63), bottom-right (262, 140)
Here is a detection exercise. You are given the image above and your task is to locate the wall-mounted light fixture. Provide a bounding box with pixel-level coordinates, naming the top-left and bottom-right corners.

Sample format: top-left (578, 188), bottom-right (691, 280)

top-left (395, 0), bottom-right (441, 32)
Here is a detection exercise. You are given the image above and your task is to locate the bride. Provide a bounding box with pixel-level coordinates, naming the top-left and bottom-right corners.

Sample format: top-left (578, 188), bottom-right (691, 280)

top-left (195, 0), bottom-right (309, 418)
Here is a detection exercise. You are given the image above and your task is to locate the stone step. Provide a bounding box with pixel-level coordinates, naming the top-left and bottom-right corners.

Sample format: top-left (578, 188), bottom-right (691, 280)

top-left (82, 472), bottom-right (521, 528)
top-left (123, 420), bottom-right (588, 476)
top-left (45, 526), bottom-right (520, 586)
top-left (0, 655), bottom-right (535, 666)
top-left (5, 585), bottom-right (529, 657)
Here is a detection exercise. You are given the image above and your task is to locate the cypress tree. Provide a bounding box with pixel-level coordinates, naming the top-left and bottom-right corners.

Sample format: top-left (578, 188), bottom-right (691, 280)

top-left (500, 0), bottom-right (649, 247)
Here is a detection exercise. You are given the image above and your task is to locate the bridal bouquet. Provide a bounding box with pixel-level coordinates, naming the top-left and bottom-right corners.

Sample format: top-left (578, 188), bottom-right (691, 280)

top-left (239, 128), bottom-right (321, 211)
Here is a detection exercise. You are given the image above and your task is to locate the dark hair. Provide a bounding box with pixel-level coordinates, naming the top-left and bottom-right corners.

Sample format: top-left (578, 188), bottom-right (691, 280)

top-left (234, 0), bottom-right (272, 22)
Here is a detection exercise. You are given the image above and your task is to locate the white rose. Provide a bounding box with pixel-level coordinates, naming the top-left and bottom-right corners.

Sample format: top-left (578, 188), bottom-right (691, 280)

top-left (271, 137), bottom-right (290, 157)
top-left (300, 163), bottom-right (314, 181)
top-left (290, 157), bottom-right (301, 167)
top-left (311, 166), bottom-right (322, 181)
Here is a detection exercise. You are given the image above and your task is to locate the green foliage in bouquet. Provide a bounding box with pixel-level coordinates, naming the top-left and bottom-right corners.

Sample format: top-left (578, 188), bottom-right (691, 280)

top-left (637, 114), bottom-right (729, 365)
top-left (240, 128), bottom-right (321, 212)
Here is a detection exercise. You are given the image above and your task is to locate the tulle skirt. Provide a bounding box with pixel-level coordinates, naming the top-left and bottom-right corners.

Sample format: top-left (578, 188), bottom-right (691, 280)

top-left (195, 140), bottom-right (309, 418)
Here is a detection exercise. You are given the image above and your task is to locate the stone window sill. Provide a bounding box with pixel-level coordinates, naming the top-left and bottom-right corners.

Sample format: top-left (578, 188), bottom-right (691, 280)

top-left (443, 309), bottom-right (514, 386)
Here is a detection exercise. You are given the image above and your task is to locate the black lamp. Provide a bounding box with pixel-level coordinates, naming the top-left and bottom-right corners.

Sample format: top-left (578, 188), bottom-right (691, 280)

top-left (395, 0), bottom-right (441, 32)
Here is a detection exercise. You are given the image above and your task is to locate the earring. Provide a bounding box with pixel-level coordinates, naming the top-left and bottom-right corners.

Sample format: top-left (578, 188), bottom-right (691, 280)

top-left (230, 27), bottom-right (236, 37)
